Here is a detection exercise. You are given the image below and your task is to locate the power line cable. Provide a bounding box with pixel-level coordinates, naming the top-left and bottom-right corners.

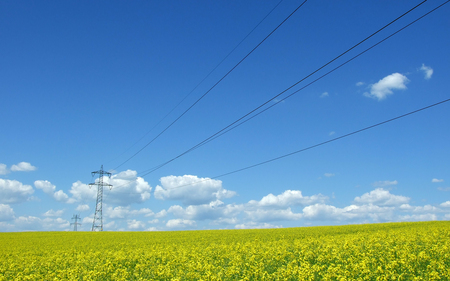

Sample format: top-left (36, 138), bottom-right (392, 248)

top-left (138, 0), bottom-right (436, 176)
top-left (110, 0), bottom-right (448, 190)
top-left (106, 0), bottom-right (285, 165)
top-left (109, 97), bottom-right (450, 191)
top-left (200, 0), bottom-right (449, 147)
top-left (161, 98), bottom-right (450, 189)
top-left (113, 0), bottom-right (308, 171)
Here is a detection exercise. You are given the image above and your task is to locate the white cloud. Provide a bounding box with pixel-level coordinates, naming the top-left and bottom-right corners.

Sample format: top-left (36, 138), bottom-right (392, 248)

top-left (364, 73), bottom-right (409, 101)
top-left (75, 204), bottom-right (90, 212)
top-left (42, 217), bottom-right (70, 229)
top-left (356, 82), bottom-right (364, 87)
top-left (166, 219), bottom-right (196, 229)
top-left (54, 190), bottom-right (69, 202)
top-left (168, 200), bottom-right (244, 221)
top-left (399, 204), bottom-right (413, 211)
top-left (68, 181), bottom-right (97, 203)
top-left (166, 190), bottom-right (327, 225)
top-left (329, 131), bottom-right (335, 136)
top-left (440, 201), bottom-right (450, 208)
top-left (0, 179), bottom-right (34, 204)
top-left (14, 216), bottom-right (42, 230)
top-left (399, 214), bottom-right (437, 221)
top-left (245, 208), bottom-right (302, 222)
top-left (34, 180), bottom-right (69, 202)
top-left (324, 173), bottom-right (335, 178)
top-left (302, 204), bottom-right (354, 221)
top-left (0, 164), bottom-right (9, 175)
top-left (320, 92), bottom-right (329, 98)
top-left (34, 180), bottom-right (55, 194)
top-left (432, 178), bottom-right (444, 183)
top-left (248, 190), bottom-right (327, 208)
top-left (400, 204), bottom-right (440, 213)
top-left (105, 206), bottom-right (154, 219)
top-left (372, 180), bottom-right (398, 188)
top-left (155, 210), bottom-right (168, 218)
top-left (43, 209), bottom-right (64, 217)
top-left (104, 170), bottom-right (152, 205)
top-left (420, 64), bottom-right (433, 80)
top-left (235, 222), bottom-right (281, 229)
top-left (302, 203), bottom-right (395, 222)
top-left (0, 204), bottom-right (15, 221)
top-left (212, 217), bottom-right (239, 225)
top-left (127, 219), bottom-right (145, 230)
top-left (10, 162), bottom-right (37, 172)
top-left (148, 219), bottom-right (159, 224)
top-left (354, 188), bottom-right (409, 206)
top-left (104, 221), bottom-right (116, 230)
top-left (412, 205), bottom-right (439, 213)
top-left (82, 216), bottom-right (94, 225)
top-left (166, 189), bottom-right (327, 225)
top-left (12, 216), bottom-right (69, 231)
top-left (155, 175), bottom-right (236, 205)
top-left (437, 187), bottom-right (450, 191)
top-left (349, 204), bottom-right (396, 222)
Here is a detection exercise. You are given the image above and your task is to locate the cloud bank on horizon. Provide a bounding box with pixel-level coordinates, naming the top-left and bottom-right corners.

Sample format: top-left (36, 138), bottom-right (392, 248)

top-left (1, 163), bottom-right (449, 232)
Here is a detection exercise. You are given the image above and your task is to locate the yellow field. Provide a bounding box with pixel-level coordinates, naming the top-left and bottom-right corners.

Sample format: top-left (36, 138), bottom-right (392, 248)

top-left (1, 221), bottom-right (449, 280)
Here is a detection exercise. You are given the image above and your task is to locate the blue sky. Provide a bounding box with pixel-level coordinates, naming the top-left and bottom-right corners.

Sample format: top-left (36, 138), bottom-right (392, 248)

top-left (1, 0), bottom-right (449, 231)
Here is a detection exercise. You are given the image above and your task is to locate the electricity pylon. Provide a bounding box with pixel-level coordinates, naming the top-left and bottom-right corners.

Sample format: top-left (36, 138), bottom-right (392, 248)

top-left (71, 214), bottom-right (81, 231)
top-left (89, 165), bottom-right (112, 231)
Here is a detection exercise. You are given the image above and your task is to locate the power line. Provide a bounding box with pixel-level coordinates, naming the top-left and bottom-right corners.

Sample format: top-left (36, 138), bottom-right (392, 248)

top-left (109, 0), bottom-right (448, 190)
top-left (160, 98), bottom-right (450, 190)
top-left (199, 0), bottom-right (449, 148)
top-left (138, 0), bottom-right (437, 177)
top-left (113, 0), bottom-right (309, 171)
top-left (110, 97), bottom-right (450, 192)
top-left (112, 97), bottom-right (450, 191)
top-left (106, 0), bottom-right (285, 166)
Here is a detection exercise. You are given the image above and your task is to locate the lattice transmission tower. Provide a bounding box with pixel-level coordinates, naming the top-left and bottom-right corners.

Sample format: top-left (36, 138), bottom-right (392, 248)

top-left (71, 214), bottom-right (81, 231)
top-left (89, 165), bottom-right (112, 231)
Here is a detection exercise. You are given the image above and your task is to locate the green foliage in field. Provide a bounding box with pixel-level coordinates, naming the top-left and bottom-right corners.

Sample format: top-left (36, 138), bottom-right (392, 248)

top-left (1, 221), bottom-right (449, 280)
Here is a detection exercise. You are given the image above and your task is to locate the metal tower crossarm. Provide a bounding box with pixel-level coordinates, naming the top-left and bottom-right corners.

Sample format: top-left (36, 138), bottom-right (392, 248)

top-left (89, 165), bottom-right (113, 231)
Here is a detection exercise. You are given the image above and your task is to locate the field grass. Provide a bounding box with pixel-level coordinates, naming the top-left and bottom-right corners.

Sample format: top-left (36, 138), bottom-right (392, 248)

top-left (1, 221), bottom-right (449, 280)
